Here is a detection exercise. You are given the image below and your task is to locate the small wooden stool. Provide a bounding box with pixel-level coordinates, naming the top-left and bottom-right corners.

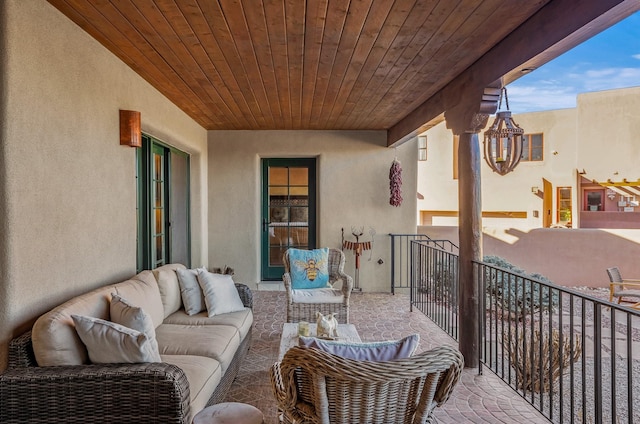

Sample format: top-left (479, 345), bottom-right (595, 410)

top-left (193, 402), bottom-right (264, 424)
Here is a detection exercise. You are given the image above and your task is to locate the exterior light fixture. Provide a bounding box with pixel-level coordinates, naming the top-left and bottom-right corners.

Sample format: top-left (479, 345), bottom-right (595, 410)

top-left (483, 87), bottom-right (524, 175)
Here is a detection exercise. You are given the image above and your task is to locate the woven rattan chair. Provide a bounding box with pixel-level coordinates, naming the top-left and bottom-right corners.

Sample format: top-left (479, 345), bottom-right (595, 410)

top-left (607, 267), bottom-right (640, 305)
top-left (283, 248), bottom-right (353, 324)
top-left (270, 344), bottom-right (464, 424)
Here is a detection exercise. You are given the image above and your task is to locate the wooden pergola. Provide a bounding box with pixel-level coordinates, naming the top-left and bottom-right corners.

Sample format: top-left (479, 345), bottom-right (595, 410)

top-left (47, 0), bottom-right (640, 367)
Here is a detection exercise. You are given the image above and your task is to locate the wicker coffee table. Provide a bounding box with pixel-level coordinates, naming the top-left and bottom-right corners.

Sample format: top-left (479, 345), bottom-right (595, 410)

top-left (279, 322), bottom-right (361, 360)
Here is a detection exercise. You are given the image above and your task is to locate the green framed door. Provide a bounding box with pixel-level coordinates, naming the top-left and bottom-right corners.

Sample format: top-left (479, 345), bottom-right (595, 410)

top-left (261, 158), bottom-right (316, 280)
top-left (137, 135), bottom-right (191, 271)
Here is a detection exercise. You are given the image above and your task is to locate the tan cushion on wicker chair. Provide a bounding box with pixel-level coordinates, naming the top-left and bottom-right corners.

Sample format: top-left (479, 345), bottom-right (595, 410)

top-left (291, 288), bottom-right (344, 304)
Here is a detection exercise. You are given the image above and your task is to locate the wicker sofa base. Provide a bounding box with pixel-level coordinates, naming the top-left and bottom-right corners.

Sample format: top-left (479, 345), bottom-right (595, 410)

top-left (0, 328), bottom-right (252, 424)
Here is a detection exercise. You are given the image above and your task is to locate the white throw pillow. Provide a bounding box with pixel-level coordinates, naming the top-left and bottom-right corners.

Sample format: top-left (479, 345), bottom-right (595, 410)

top-left (197, 269), bottom-right (245, 317)
top-left (71, 314), bottom-right (161, 364)
top-left (176, 267), bottom-right (207, 315)
top-left (110, 293), bottom-right (160, 356)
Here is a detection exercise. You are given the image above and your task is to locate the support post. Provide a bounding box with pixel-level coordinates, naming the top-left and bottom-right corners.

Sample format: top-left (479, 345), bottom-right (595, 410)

top-left (457, 130), bottom-right (483, 368)
top-left (445, 85), bottom-right (498, 368)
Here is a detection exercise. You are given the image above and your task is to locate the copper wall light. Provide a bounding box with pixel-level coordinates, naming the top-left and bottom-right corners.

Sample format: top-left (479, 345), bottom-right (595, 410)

top-left (120, 110), bottom-right (141, 147)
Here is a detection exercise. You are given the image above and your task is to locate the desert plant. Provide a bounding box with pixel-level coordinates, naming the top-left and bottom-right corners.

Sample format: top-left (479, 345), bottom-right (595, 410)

top-left (483, 255), bottom-right (558, 318)
top-left (507, 327), bottom-right (582, 393)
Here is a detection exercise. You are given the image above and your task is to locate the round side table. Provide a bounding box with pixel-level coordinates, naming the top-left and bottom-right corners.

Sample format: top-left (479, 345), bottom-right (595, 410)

top-left (193, 402), bottom-right (264, 424)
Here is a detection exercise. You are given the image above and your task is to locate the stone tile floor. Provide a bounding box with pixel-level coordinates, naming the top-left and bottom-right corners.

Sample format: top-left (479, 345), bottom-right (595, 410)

top-left (225, 291), bottom-right (549, 423)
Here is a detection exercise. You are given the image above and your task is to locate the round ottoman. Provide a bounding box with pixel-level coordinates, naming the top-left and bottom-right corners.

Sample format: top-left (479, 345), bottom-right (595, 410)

top-left (193, 402), bottom-right (264, 424)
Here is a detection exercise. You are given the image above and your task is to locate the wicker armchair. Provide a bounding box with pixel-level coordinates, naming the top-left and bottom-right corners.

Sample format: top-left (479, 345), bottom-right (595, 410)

top-left (270, 345), bottom-right (464, 424)
top-left (607, 266), bottom-right (640, 305)
top-left (282, 248), bottom-right (353, 324)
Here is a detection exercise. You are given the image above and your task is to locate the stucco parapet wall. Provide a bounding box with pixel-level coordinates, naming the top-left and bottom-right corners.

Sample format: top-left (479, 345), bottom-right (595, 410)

top-left (419, 226), bottom-right (640, 289)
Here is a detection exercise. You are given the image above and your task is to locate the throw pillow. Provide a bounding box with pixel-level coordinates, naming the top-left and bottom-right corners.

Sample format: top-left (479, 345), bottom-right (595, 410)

top-left (196, 269), bottom-right (246, 317)
top-left (71, 314), bottom-right (162, 364)
top-left (110, 294), bottom-right (159, 355)
top-left (298, 334), bottom-right (420, 362)
top-left (176, 267), bottom-right (207, 315)
top-left (288, 248), bottom-right (330, 289)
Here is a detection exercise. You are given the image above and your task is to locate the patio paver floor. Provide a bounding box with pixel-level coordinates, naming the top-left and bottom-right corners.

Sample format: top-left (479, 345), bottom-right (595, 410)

top-left (225, 290), bottom-right (549, 423)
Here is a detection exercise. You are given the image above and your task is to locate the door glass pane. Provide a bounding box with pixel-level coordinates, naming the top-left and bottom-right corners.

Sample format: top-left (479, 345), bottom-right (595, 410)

top-left (269, 167), bottom-right (288, 185)
top-left (267, 165), bottom-right (310, 267)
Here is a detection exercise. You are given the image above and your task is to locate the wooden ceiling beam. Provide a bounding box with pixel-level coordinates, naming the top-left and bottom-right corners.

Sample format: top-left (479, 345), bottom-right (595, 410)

top-left (387, 0), bottom-right (640, 147)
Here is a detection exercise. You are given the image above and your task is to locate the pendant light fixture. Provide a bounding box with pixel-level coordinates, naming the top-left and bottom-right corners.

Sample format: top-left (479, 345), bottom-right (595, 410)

top-left (483, 87), bottom-right (524, 175)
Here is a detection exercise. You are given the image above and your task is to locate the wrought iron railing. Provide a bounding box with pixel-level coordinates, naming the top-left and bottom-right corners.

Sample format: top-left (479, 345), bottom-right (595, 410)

top-left (389, 233), bottom-right (457, 294)
top-left (409, 241), bottom-right (640, 423)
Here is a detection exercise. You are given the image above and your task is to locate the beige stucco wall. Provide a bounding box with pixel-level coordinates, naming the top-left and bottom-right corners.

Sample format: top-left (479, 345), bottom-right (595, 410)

top-left (0, 0), bottom-right (208, 370)
top-left (418, 108), bottom-right (578, 228)
top-left (420, 226), bottom-right (640, 288)
top-left (208, 131), bottom-right (418, 292)
top-left (418, 87), bottom-right (640, 230)
top-left (577, 87), bottom-right (640, 183)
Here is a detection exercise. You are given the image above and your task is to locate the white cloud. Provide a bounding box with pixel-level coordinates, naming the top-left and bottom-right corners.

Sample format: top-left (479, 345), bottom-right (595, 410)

top-left (633, 54), bottom-right (640, 60)
top-left (509, 65), bottom-right (640, 112)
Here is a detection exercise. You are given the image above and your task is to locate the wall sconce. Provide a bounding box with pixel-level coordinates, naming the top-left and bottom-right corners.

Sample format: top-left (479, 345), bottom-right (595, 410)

top-left (483, 87), bottom-right (524, 175)
top-left (120, 110), bottom-right (141, 147)
top-left (531, 186), bottom-right (539, 193)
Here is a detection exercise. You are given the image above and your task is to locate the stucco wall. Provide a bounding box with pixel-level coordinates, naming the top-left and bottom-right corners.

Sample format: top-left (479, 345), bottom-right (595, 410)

top-left (417, 108), bottom-right (578, 228)
top-left (0, 0), bottom-right (208, 370)
top-left (208, 130), bottom-right (418, 292)
top-left (419, 226), bottom-right (640, 288)
top-left (577, 87), bottom-right (640, 183)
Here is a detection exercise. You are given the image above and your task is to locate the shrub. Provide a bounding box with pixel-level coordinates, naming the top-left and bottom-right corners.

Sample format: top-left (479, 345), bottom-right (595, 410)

top-left (507, 327), bottom-right (581, 393)
top-left (483, 255), bottom-right (558, 318)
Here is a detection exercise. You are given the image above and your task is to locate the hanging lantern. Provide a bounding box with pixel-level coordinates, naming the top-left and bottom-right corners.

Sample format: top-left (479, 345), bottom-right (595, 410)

top-left (483, 87), bottom-right (524, 175)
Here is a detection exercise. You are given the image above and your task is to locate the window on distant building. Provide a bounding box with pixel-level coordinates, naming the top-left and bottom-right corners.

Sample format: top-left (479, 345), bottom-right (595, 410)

top-left (557, 187), bottom-right (572, 227)
top-left (522, 133), bottom-right (543, 161)
top-left (418, 136), bottom-right (427, 161)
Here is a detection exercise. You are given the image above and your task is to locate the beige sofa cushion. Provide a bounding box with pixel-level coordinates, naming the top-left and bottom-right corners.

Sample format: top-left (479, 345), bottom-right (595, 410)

top-left (114, 271), bottom-right (165, 328)
top-left (163, 308), bottom-right (253, 341)
top-left (162, 354), bottom-right (222, 421)
top-left (32, 285), bottom-right (115, 366)
top-left (153, 263), bottom-right (187, 318)
top-left (156, 324), bottom-right (240, 373)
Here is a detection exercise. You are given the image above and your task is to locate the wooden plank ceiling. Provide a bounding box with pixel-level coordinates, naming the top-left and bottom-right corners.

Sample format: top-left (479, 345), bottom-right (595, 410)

top-left (46, 0), bottom-right (634, 140)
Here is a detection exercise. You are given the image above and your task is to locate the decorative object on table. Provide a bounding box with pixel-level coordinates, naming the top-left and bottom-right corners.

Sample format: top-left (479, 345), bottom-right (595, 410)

top-left (389, 156), bottom-right (403, 206)
top-left (341, 226), bottom-right (374, 291)
top-left (483, 86), bottom-right (525, 175)
top-left (316, 311), bottom-right (338, 339)
top-left (298, 321), bottom-right (310, 337)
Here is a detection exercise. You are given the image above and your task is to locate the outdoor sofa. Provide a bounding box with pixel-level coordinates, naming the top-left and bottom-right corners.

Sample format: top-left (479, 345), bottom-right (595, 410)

top-left (0, 263), bottom-right (253, 424)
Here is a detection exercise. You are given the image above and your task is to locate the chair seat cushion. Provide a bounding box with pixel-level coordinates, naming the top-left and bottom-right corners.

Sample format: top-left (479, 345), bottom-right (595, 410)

top-left (615, 289), bottom-right (640, 298)
top-left (291, 288), bottom-right (344, 304)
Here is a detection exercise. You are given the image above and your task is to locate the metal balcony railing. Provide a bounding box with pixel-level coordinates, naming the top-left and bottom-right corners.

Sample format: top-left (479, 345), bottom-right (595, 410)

top-left (409, 240), bottom-right (640, 424)
top-left (389, 233), bottom-right (457, 294)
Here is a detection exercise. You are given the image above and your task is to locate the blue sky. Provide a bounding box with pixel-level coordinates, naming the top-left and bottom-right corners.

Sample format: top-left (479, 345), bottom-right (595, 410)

top-left (507, 11), bottom-right (640, 113)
